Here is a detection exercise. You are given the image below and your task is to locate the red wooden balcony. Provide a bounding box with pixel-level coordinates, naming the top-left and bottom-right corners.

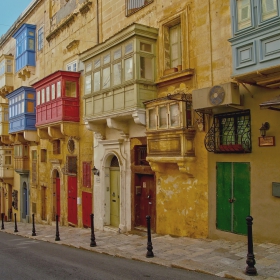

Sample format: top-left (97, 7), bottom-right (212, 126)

top-left (32, 71), bottom-right (80, 127)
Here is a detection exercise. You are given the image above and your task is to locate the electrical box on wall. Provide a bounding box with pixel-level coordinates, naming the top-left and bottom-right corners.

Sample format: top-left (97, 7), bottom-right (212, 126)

top-left (272, 182), bottom-right (280, 197)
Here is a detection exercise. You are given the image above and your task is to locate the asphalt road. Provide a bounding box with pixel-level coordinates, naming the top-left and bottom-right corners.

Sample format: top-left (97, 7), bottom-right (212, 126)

top-left (0, 231), bottom-right (222, 280)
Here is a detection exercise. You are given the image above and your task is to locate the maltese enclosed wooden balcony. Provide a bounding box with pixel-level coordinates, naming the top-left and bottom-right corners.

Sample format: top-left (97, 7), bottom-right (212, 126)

top-left (32, 71), bottom-right (80, 140)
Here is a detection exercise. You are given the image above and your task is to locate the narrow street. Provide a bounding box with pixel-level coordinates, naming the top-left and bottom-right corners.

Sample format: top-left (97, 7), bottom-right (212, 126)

top-left (0, 232), bottom-right (221, 280)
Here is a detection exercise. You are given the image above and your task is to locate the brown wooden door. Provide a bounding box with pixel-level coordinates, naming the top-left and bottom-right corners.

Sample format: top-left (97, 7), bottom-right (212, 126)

top-left (82, 191), bottom-right (92, 228)
top-left (68, 176), bottom-right (77, 225)
top-left (135, 174), bottom-right (156, 231)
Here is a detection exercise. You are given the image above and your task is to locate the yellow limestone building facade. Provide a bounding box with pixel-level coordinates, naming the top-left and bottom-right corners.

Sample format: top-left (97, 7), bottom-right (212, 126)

top-left (0, 0), bottom-right (232, 238)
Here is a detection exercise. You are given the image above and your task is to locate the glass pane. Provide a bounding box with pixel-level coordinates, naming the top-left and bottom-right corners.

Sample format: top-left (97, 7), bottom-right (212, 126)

top-left (125, 43), bottom-right (133, 55)
top-left (5, 156), bottom-right (11, 165)
top-left (140, 42), bottom-right (152, 52)
top-left (237, 0), bottom-right (252, 30)
top-left (124, 57), bottom-right (133, 81)
top-left (159, 106), bottom-right (167, 128)
top-left (65, 81), bottom-right (77, 97)
top-left (46, 86), bottom-right (50, 102)
top-left (140, 57), bottom-right (153, 79)
top-left (113, 62), bottom-right (122, 85)
top-left (94, 58), bottom-right (100, 69)
top-left (102, 67), bottom-right (111, 89)
top-left (262, 0), bottom-right (278, 21)
top-left (85, 63), bottom-right (92, 72)
top-left (51, 84), bottom-right (55, 99)
top-left (37, 91), bottom-right (40, 105)
top-left (170, 25), bottom-right (180, 68)
top-left (27, 101), bottom-right (34, 113)
top-left (85, 75), bottom-right (92, 94)
top-left (103, 54), bottom-right (110, 64)
top-left (41, 88), bottom-right (45, 103)
top-left (28, 38), bottom-right (35, 50)
top-left (114, 48), bottom-right (121, 60)
top-left (94, 71), bottom-right (101, 91)
top-left (148, 108), bottom-right (156, 129)
top-left (57, 81), bottom-right (61, 97)
top-left (170, 103), bottom-right (180, 127)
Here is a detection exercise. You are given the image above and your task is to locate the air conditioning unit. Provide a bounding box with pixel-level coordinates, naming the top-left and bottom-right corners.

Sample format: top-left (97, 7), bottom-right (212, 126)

top-left (192, 82), bottom-right (240, 110)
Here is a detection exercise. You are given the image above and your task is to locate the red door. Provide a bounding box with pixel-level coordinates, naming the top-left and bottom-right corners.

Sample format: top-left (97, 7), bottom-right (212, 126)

top-left (135, 174), bottom-right (156, 231)
top-left (82, 191), bottom-right (92, 228)
top-left (56, 178), bottom-right (61, 220)
top-left (68, 176), bottom-right (77, 225)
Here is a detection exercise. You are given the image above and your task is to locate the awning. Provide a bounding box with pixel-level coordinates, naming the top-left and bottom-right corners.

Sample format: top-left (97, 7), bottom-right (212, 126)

top-left (260, 95), bottom-right (280, 111)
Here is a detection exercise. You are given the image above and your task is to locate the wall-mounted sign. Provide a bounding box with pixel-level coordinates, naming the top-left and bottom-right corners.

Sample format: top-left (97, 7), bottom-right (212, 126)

top-left (259, 136), bottom-right (275, 147)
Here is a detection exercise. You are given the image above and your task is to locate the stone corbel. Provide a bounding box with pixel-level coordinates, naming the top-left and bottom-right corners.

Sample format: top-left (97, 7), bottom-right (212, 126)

top-left (147, 161), bottom-right (165, 173)
top-left (48, 126), bottom-right (64, 139)
top-left (107, 118), bottom-right (129, 138)
top-left (60, 123), bottom-right (79, 138)
top-left (0, 136), bottom-right (12, 145)
top-left (132, 110), bottom-right (146, 126)
top-left (85, 121), bottom-right (106, 139)
top-left (177, 158), bottom-right (196, 178)
top-left (24, 131), bottom-right (39, 142)
top-left (15, 133), bottom-right (25, 143)
top-left (38, 128), bottom-right (52, 140)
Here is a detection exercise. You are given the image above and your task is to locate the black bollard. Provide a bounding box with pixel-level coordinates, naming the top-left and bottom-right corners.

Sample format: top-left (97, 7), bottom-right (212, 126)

top-left (90, 213), bottom-right (96, 247)
top-left (55, 214), bottom-right (60, 241)
top-left (1, 213), bottom-right (4, 230)
top-left (245, 216), bottom-right (257, 276)
top-left (32, 213), bottom-right (36, 236)
top-left (14, 213), bottom-right (18, 233)
top-left (146, 215), bottom-right (154, 258)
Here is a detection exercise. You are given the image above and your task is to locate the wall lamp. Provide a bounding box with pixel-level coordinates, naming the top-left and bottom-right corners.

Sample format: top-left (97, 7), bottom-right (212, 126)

top-left (259, 122), bottom-right (270, 138)
top-left (92, 166), bottom-right (100, 176)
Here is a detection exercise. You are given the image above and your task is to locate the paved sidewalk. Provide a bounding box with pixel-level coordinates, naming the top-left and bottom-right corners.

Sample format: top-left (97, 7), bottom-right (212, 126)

top-left (1, 221), bottom-right (280, 280)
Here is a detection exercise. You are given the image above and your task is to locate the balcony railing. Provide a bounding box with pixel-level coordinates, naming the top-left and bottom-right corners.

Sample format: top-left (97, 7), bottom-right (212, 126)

top-left (126, 0), bottom-right (153, 16)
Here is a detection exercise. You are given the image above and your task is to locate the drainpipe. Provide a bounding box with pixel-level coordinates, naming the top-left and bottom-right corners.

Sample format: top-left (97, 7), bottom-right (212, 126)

top-left (96, 0), bottom-right (99, 44)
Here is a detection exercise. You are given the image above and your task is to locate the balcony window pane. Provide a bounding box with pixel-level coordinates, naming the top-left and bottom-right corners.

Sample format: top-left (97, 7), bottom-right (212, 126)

top-left (27, 101), bottom-right (34, 113)
top-left (85, 74), bottom-right (92, 94)
top-left (85, 63), bottom-right (92, 72)
top-left (94, 58), bottom-right (100, 69)
top-left (125, 42), bottom-right (133, 55)
top-left (140, 42), bottom-right (152, 53)
top-left (140, 57), bottom-right (153, 79)
top-left (159, 106), bottom-right (167, 128)
top-left (114, 48), bottom-right (121, 60)
top-left (46, 86), bottom-right (50, 102)
top-left (102, 67), bottom-right (111, 89)
top-left (93, 71), bottom-right (101, 91)
top-left (237, 0), bottom-right (252, 30)
top-left (37, 91), bottom-right (41, 105)
top-left (65, 81), bottom-right (77, 97)
top-left (148, 108), bottom-right (156, 129)
top-left (41, 88), bottom-right (45, 103)
top-left (113, 62), bottom-right (122, 85)
top-left (57, 81), bottom-right (61, 97)
top-left (170, 103), bottom-right (180, 127)
top-left (103, 54), bottom-right (110, 64)
top-left (262, 0), bottom-right (278, 21)
top-left (124, 57), bottom-right (133, 81)
top-left (51, 84), bottom-right (55, 99)
top-left (28, 38), bottom-right (35, 50)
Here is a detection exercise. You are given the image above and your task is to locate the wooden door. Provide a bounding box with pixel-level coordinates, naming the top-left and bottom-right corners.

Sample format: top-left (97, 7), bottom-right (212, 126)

top-left (22, 183), bottom-right (28, 219)
top-left (135, 174), bottom-right (156, 231)
top-left (82, 191), bottom-right (92, 228)
top-left (110, 168), bottom-right (120, 227)
top-left (68, 176), bottom-right (77, 225)
top-left (216, 162), bottom-right (250, 235)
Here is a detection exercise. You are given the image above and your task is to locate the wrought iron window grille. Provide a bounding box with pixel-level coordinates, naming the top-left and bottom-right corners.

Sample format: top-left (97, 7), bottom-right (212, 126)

top-left (204, 110), bottom-right (251, 153)
top-left (126, 0), bottom-right (154, 17)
